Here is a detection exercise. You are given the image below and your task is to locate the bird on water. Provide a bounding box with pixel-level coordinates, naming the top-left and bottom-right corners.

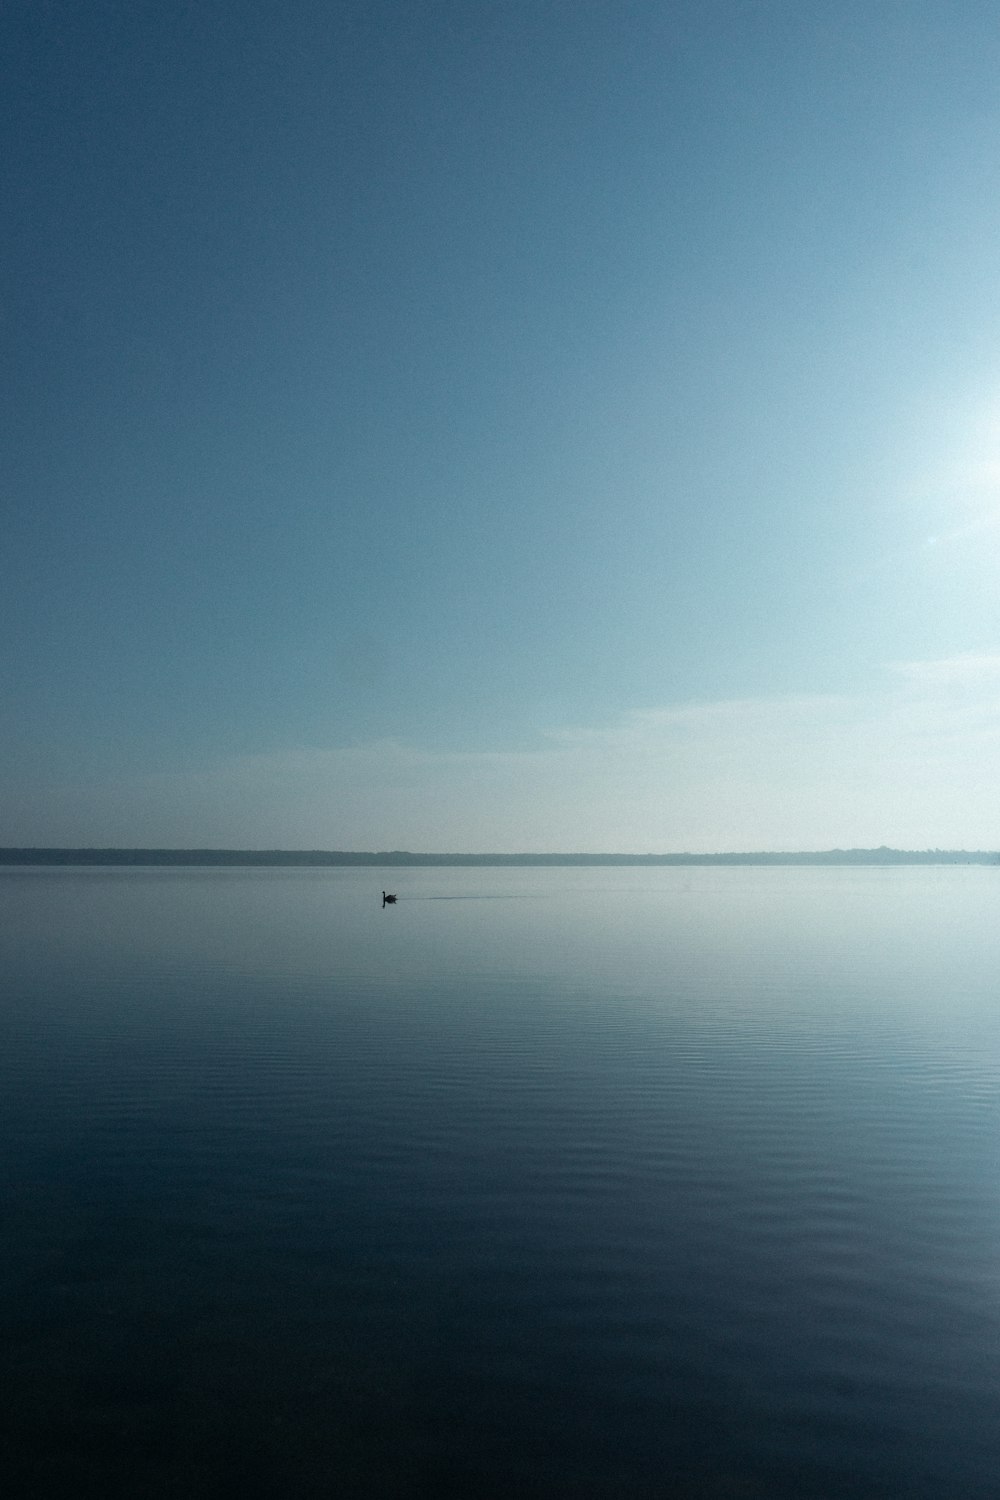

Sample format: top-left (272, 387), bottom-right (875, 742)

top-left (382, 891), bottom-right (397, 905)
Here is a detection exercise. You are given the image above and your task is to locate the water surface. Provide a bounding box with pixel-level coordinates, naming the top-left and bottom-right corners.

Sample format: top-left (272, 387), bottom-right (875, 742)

top-left (2, 865), bottom-right (998, 1496)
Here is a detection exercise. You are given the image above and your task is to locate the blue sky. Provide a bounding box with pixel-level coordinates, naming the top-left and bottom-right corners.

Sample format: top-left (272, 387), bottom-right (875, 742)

top-left (4, 0), bottom-right (999, 849)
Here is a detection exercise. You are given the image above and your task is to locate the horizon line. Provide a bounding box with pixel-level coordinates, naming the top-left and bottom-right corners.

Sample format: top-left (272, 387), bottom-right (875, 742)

top-left (1, 846), bottom-right (997, 867)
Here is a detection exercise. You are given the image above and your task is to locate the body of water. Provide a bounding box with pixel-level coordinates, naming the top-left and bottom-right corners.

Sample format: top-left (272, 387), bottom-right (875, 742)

top-left (2, 865), bottom-right (998, 1496)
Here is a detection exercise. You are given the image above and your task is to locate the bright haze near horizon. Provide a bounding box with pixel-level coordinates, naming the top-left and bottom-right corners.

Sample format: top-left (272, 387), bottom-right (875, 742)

top-left (4, 0), bottom-right (999, 853)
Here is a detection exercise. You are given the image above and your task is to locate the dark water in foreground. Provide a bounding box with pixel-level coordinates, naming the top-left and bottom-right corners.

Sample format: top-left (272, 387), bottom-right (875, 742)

top-left (2, 866), bottom-right (998, 1498)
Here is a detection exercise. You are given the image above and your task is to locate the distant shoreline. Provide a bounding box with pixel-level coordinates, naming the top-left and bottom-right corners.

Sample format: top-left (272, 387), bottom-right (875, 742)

top-left (1, 848), bottom-right (997, 867)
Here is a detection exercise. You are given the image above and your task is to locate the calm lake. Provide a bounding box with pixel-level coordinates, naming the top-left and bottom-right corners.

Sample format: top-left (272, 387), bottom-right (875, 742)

top-left (2, 865), bottom-right (998, 1497)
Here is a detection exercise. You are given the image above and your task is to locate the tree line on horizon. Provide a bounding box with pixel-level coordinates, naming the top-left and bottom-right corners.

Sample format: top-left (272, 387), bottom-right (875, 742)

top-left (0, 848), bottom-right (996, 866)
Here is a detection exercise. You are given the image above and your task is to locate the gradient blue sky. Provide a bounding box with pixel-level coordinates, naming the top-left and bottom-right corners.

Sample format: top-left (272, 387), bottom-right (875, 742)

top-left (4, 0), bottom-right (999, 850)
